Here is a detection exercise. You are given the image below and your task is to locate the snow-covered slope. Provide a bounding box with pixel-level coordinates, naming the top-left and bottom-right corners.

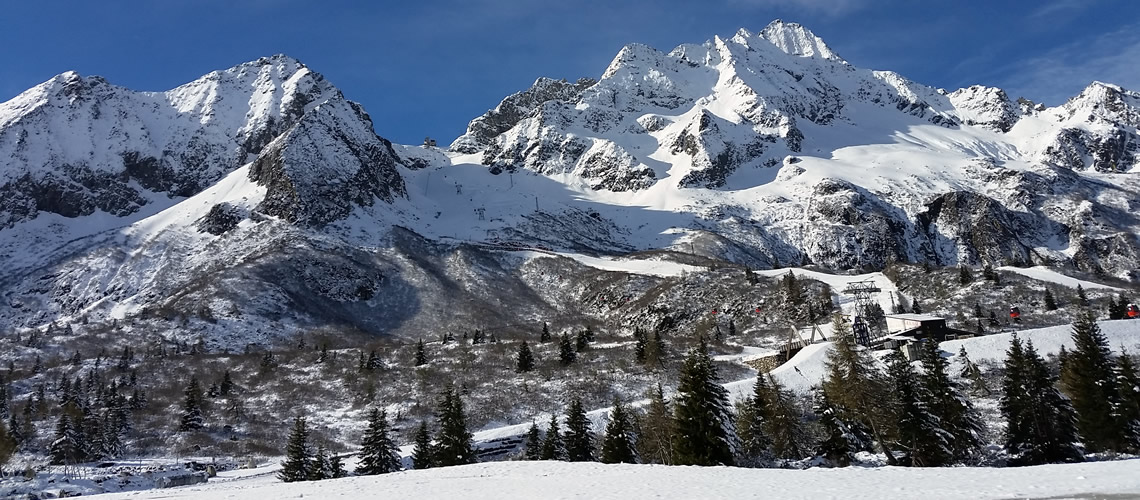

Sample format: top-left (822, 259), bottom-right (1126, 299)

top-left (453, 19), bottom-right (1140, 276)
top-left (1, 21), bottom-right (1138, 347)
top-left (88, 459), bottom-right (1140, 500)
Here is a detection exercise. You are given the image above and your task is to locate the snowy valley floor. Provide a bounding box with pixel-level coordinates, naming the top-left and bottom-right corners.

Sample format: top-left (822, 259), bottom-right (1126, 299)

top-left (91, 459), bottom-right (1140, 500)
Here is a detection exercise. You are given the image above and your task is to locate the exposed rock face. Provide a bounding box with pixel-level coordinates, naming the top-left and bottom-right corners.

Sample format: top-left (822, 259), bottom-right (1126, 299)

top-left (248, 97), bottom-right (406, 227)
top-left (450, 77), bottom-right (597, 154)
top-left (0, 55), bottom-right (344, 228)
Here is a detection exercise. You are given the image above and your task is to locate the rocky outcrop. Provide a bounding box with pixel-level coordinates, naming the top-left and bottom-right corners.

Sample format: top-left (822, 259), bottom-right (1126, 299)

top-left (450, 77), bottom-right (596, 154)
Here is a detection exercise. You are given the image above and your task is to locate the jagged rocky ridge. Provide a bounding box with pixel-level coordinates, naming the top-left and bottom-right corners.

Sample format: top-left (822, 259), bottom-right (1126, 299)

top-left (0, 21), bottom-right (1138, 346)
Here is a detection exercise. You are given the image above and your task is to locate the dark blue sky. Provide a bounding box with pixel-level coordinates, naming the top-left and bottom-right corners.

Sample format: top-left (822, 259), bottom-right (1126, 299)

top-left (3, 0), bottom-right (1138, 145)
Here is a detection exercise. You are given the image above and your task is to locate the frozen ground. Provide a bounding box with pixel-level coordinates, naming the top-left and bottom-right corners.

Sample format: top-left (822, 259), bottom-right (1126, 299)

top-left (87, 459), bottom-right (1140, 500)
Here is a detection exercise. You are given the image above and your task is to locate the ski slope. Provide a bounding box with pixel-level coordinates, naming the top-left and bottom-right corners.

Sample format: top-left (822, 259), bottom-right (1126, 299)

top-left (88, 459), bottom-right (1140, 500)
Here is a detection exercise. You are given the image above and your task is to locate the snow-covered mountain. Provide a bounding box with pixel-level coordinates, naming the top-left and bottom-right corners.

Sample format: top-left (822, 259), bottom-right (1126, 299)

top-left (1, 20), bottom-right (1138, 346)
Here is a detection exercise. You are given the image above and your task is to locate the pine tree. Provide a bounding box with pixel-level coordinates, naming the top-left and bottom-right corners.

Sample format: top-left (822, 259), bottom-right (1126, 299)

top-left (540, 322), bottom-right (551, 343)
top-left (414, 340), bottom-right (428, 366)
top-left (1060, 311), bottom-right (1131, 452)
top-left (974, 302), bottom-right (984, 318)
top-left (982, 264), bottom-right (997, 281)
top-left (278, 417), bottom-right (313, 482)
top-left (920, 341), bottom-right (983, 462)
top-left (821, 322), bottom-right (898, 465)
top-left (764, 374), bottom-right (807, 460)
top-left (958, 265), bottom-right (973, 285)
top-left (559, 334), bottom-right (576, 366)
top-left (1044, 289), bottom-right (1058, 311)
top-left (433, 387), bottom-right (476, 467)
top-left (564, 397), bottom-right (594, 462)
top-left (672, 337), bottom-right (734, 466)
top-left (179, 377), bottom-right (205, 432)
top-left (601, 399), bottom-right (636, 464)
top-left (575, 329), bottom-right (590, 351)
top-left (219, 370), bottom-right (234, 396)
top-left (49, 412), bottom-right (83, 465)
top-left (988, 310), bottom-right (1000, 327)
top-left (1076, 284), bottom-right (1089, 307)
top-left (515, 341), bottom-right (535, 373)
top-left (958, 347), bottom-right (990, 396)
top-left (728, 319), bottom-right (737, 338)
top-left (633, 328), bottom-right (647, 364)
top-left (411, 421), bottom-right (433, 469)
top-left (886, 350), bottom-right (950, 467)
top-left (540, 414), bottom-right (564, 460)
top-left (812, 389), bottom-right (870, 467)
top-left (357, 408), bottom-right (402, 475)
top-left (736, 376), bottom-right (773, 466)
top-left (0, 419), bottom-right (14, 473)
top-left (635, 384), bottom-right (674, 464)
top-left (329, 453), bottom-right (348, 478)
top-left (910, 298), bottom-right (923, 315)
top-left (1116, 350), bottom-right (1140, 445)
top-left (523, 421), bottom-right (542, 460)
top-left (1001, 336), bottom-right (1083, 465)
top-left (781, 272), bottom-right (807, 324)
top-left (309, 446), bottom-right (331, 481)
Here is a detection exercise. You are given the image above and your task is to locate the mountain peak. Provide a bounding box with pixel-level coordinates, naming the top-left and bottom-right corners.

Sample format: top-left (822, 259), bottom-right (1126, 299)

top-left (759, 19), bottom-right (845, 64)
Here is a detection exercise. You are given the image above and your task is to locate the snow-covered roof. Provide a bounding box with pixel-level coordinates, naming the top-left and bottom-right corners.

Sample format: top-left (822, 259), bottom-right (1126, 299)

top-left (885, 313), bottom-right (944, 322)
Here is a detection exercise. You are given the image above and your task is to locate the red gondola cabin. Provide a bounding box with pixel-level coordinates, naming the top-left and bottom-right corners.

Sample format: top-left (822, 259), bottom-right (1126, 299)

top-left (1128, 304), bottom-right (1139, 319)
top-left (1009, 306), bottom-right (1021, 321)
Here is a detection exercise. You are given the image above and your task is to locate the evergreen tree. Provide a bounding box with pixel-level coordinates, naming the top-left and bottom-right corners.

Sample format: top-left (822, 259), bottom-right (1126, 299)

top-left (988, 310), bottom-right (1000, 327)
top-left (309, 446), bottom-right (331, 481)
top-left (648, 329), bottom-right (666, 367)
top-left (1000, 336), bottom-right (1083, 465)
top-left (49, 412), bottom-right (83, 465)
top-left (365, 350), bottom-right (381, 371)
top-left (635, 384), bottom-right (674, 464)
top-left (433, 387), bottom-right (476, 467)
top-left (0, 419), bottom-right (13, 474)
top-left (1117, 350), bottom-right (1140, 444)
top-left (540, 322), bottom-right (551, 343)
top-left (886, 351), bottom-right (950, 467)
top-left (1044, 289), bottom-right (1058, 311)
top-left (278, 417), bottom-right (313, 482)
top-left (672, 337), bottom-right (734, 466)
top-left (728, 319), bottom-right (737, 338)
top-left (812, 389), bottom-right (871, 467)
top-left (329, 452), bottom-right (348, 479)
top-left (523, 421), bottom-right (543, 460)
top-left (974, 302), bottom-right (984, 318)
top-left (219, 370), bottom-right (234, 396)
top-left (414, 340), bottom-right (428, 366)
top-left (982, 264), bottom-right (997, 281)
top-left (411, 421), bottom-right (433, 469)
top-left (958, 347), bottom-right (990, 396)
top-left (821, 320), bottom-right (898, 465)
top-left (920, 341), bottom-right (983, 462)
top-left (559, 334), bottom-right (576, 366)
top-left (576, 329), bottom-right (590, 351)
top-left (540, 414), bottom-right (564, 460)
top-left (910, 298), bottom-right (923, 315)
top-left (1060, 311), bottom-right (1131, 452)
top-left (764, 374), bottom-right (807, 460)
top-left (178, 377), bottom-right (205, 432)
top-left (1076, 284), bottom-right (1089, 307)
top-left (601, 399), bottom-right (636, 464)
top-left (357, 408), bottom-right (402, 475)
top-left (781, 272), bottom-right (807, 324)
top-left (958, 265), bottom-right (973, 285)
top-left (515, 341), bottom-right (535, 373)
top-left (564, 397), bottom-right (594, 462)
top-left (736, 376), bottom-right (773, 466)
top-left (633, 328), bottom-right (647, 364)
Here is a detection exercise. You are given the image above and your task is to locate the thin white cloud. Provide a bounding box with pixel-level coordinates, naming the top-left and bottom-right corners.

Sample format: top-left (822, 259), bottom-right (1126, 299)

top-left (1030, 0), bottom-right (1092, 18)
top-left (999, 23), bottom-right (1140, 105)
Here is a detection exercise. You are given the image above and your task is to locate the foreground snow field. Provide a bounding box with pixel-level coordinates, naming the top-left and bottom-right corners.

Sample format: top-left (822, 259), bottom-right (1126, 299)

top-left (91, 460), bottom-right (1140, 500)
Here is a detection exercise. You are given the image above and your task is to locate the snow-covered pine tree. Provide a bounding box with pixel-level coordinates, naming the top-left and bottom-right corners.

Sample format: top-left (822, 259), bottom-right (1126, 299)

top-left (1117, 350), bottom-right (1140, 447)
top-left (601, 399), bottom-right (636, 464)
top-left (958, 265), bottom-right (973, 285)
top-left (357, 408), bottom-right (402, 475)
top-left (633, 328), bottom-right (647, 364)
top-left (1076, 284), bottom-right (1089, 307)
top-left (672, 337), bottom-right (734, 466)
top-left (812, 388), bottom-right (871, 467)
top-left (635, 384), bottom-right (673, 464)
top-left (886, 350), bottom-right (950, 467)
top-left (1060, 311), bottom-right (1132, 452)
top-left (910, 298), bottom-right (923, 315)
top-left (523, 421), bottom-right (542, 460)
top-left (515, 341), bottom-right (535, 373)
top-left (433, 387), bottom-right (476, 467)
top-left (178, 377), bottom-right (205, 432)
top-left (219, 370), bottom-right (234, 396)
top-left (411, 421), bottom-right (433, 469)
top-left (920, 341), bottom-right (983, 462)
top-left (309, 446), bottom-right (331, 481)
top-left (49, 412), bottom-right (83, 465)
top-left (575, 330), bottom-right (590, 351)
top-left (1001, 336), bottom-right (1083, 465)
top-left (540, 322), bottom-right (551, 343)
top-left (564, 397), bottom-right (594, 462)
top-left (559, 334), bottom-right (576, 366)
top-left (1044, 289), bottom-right (1058, 311)
top-left (540, 414), bottom-right (564, 460)
top-left (278, 416), bottom-right (313, 482)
